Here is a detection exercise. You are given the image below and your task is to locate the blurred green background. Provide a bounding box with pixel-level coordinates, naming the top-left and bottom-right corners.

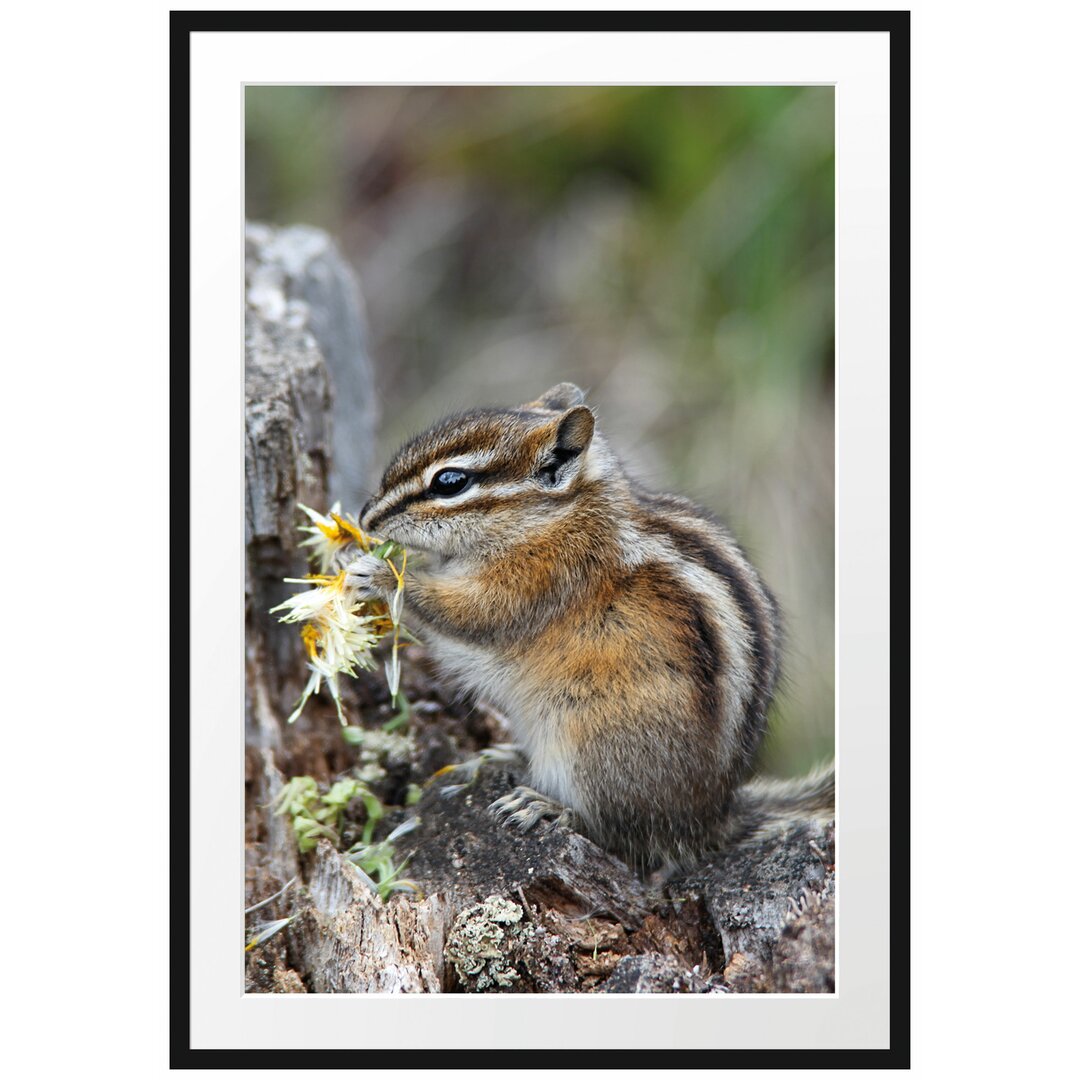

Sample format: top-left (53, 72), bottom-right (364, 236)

top-left (246, 85), bottom-right (834, 777)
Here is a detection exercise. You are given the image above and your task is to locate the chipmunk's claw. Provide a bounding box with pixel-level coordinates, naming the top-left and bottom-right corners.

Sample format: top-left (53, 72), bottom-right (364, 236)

top-left (434, 744), bottom-right (527, 797)
top-left (489, 786), bottom-right (574, 833)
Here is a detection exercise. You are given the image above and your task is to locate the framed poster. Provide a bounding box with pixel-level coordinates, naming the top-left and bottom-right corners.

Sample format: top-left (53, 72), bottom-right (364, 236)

top-left (173, 9), bottom-right (908, 1067)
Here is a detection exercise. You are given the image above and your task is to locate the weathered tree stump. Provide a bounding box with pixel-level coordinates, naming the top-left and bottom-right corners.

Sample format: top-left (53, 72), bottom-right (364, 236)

top-left (243, 222), bottom-right (835, 996)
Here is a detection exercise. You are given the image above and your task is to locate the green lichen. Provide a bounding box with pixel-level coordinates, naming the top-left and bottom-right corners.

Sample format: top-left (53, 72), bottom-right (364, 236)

top-left (446, 896), bottom-right (535, 991)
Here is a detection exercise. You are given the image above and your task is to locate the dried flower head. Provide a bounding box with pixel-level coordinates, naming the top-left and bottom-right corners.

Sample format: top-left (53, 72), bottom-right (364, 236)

top-left (271, 505), bottom-right (410, 725)
top-left (296, 501), bottom-right (369, 573)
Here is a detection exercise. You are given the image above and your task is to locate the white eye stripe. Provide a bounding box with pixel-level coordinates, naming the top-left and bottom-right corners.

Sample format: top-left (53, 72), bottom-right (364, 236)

top-left (427, 483), bottom-right (484, 505)
top-left (367, 457), bottom-right (500, 520)
top-left (426, 480), bottom-right (533, 506)
top-left (370, 457), bottom-right (542, 523)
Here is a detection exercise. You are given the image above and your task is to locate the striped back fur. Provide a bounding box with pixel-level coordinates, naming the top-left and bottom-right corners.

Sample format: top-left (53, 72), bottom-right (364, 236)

top-left (361, 383), bottom-right (822, 869)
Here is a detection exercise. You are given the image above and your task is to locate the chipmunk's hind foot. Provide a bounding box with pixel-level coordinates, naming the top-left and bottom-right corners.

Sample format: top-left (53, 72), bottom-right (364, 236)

top-left (489, 786), bottom-right (578, 833)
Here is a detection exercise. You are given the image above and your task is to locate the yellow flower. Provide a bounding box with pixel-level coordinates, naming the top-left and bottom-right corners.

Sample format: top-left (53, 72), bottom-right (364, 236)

top-left (272, 571), bottom-right (382, 725)
top-left (297, 501), bottom-right (373, 574)
top-left (273, 503), bottom-right (413, 725)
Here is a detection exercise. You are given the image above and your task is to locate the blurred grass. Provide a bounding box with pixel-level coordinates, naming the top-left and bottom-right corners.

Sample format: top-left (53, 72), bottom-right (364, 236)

top-left (246, 85), bottom-right (834, 777)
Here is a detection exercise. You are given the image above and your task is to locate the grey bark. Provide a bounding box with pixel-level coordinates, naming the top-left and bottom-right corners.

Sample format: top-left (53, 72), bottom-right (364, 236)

top-left (294, 841), bottom-right (449, 993)
top-left (246, 221), bottom-right (377, 514)
top-left (243, 222), bottom-right (835, 997)
top-left (244, 223), bottom-right (376, 936)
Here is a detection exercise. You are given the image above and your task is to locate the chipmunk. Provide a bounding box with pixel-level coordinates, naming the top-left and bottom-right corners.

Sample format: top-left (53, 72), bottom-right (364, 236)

top-left (345, 383), bottom-right (834, 870)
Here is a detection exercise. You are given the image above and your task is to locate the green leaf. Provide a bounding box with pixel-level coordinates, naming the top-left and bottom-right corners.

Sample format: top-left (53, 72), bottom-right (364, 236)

top-left (382, 695), bottom-right (411, 733)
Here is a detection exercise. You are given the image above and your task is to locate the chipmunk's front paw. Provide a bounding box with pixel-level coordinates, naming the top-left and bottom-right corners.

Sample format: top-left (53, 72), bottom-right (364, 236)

top-left (489, 786), bottom-right (576, 833)
top-left (433, 744), bottom-right (526, 797)
top-left (343, 552), bottom-right (396, 598)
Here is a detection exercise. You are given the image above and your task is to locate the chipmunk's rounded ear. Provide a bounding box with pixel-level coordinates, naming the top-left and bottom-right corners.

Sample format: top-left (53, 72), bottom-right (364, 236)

top-left (555, 405), bottom-right (594, 455)
top-left (528, 382), bottom-right (587, 410)
top-left (535, 405), bottom-right (595, 487)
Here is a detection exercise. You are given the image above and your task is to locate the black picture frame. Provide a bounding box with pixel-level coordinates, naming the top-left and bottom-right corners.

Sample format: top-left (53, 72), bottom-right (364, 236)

top-left (171, 8), bottom-right (910, 1069)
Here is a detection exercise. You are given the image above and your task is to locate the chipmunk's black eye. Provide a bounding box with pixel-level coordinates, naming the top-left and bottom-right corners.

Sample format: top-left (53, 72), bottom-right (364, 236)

top-left (429, 468), bottom-right (473, 497)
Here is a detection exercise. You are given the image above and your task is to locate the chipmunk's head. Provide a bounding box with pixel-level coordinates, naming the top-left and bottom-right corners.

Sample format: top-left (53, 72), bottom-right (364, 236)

top-left (361, 383), bottom-right (605, 557)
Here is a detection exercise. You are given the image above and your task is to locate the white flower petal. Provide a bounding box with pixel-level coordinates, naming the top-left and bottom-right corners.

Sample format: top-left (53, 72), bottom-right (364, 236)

top-left (276, 505), bottom-right (413, 715)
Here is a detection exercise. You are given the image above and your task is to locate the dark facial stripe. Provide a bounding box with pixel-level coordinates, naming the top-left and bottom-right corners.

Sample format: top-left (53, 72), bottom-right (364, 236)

top-left (364, 488), bottom-right (429, 532)
top-left (379, 409), bottom-right (548, 490)
top-left (636, 504), bottom-right (777, 771)
top-left (383, 444), bottom-right (539, 494)
top-left (370, 470), bottom-right (588, 531)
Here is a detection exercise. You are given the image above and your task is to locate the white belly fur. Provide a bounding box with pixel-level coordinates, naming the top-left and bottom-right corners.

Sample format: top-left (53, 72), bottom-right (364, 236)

top-left (424, 633), bottom-right (579, 810)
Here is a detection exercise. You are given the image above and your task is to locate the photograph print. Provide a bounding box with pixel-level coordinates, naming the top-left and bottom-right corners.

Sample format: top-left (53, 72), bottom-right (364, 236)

top-left (243, 84), bottom-right (836, 997)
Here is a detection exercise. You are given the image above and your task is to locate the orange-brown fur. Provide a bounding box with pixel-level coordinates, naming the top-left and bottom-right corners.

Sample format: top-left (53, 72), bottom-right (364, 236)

top-left (348, 383), bottom-right (832, 869)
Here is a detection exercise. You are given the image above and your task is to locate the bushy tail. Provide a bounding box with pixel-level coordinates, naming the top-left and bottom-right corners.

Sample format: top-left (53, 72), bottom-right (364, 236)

top-left (722, 763), bottom-right (835, 846)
